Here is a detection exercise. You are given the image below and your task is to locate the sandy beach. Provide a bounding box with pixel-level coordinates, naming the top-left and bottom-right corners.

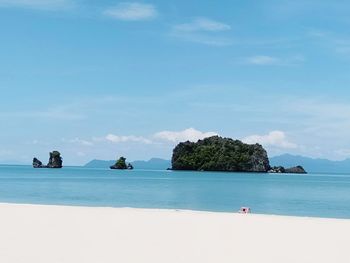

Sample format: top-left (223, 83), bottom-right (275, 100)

top-left (0, 203), bottom-right (350, 263)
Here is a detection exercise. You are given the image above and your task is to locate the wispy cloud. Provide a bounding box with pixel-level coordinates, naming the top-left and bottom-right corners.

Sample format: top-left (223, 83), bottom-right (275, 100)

top-left (244, 55), bottom-right (305, 66)
top-left (0, 0), bottom-right (75, 10)
top-left (242, 131), bottom-right (298, 149)
top-left (0, 149), bottom-right (13, 157)
top-left (154, 128), bottom-right (218, 143)
top-left (105, 134), bottom-right (152, 144)
top-left (63, 138), bottom-right (94, 146)
top-left (334, 39), bottom-right (350, 55)
top-left (103, 2), bottom-right (157, 21)
top-left (308, 29), bottom-right (350, 57)
top-left (173, 17), bottom-right (231, 33)
top-left (0, 107), bottom-right (85, 121)
top-left (171, 17), bottom-right (232, 46)
top-left (334, 148), bottom-right (350, 159)
top-left (245, 55), bottom-right (280, 65)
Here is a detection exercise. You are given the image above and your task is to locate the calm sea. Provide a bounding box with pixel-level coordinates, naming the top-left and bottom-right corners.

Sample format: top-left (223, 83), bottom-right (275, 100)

top-left (0, 165), bottom-right (350, 219)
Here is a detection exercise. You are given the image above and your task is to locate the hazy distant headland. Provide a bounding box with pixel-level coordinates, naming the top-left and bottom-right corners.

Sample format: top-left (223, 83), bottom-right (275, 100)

top-left (269, 154), bottom-right (350, 174)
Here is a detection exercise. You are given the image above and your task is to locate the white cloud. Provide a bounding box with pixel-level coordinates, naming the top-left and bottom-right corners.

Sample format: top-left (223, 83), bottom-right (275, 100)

top-left (0, 0), bottom-right (74, 10)
top-left (103, 2), bottom-right (157, 21)
top-left (242, 131), bottom-right (297, 149)
top-left (65, 128), bottom-right (216, 147)
top-left (173, 18), bottom-right (231, 33)
top-left (105, 134), bottom-right (152, 144)
top-left (154, 128), bottom-right (218, 143)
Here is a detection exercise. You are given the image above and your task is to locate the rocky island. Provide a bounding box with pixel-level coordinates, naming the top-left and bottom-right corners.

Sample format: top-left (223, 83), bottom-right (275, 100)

top-left (172, 136), bottom-right (270, 172)
top-left (110, 157), bottom-right (134, 170)
top-left (33, 151), bottom-right (63, 168)
top-left (268, 165), bottom-right (307, 174)
top-left (171, 136), bottom-right (306, 174)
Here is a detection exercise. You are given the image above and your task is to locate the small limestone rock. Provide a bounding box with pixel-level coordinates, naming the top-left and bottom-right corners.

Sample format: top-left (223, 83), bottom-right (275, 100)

top-left (32, 151), bottom-right (63, 169)
top-left (32, 158), bottom-right (43, 168)
top-left (285, 166), bottom-right (307, 174)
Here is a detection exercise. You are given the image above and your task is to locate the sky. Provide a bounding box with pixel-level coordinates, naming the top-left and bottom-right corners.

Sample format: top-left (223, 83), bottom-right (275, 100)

top-left (1, 0), bottom-right (350, 165)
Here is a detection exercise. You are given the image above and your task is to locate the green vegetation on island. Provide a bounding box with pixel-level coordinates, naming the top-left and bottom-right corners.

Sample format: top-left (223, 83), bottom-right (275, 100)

top-left (110, 157), bottom-right (134, 170)
top-left (171, 136), bottom-right (270, 172)
top-left (171, 136), bottom-right (306, 174)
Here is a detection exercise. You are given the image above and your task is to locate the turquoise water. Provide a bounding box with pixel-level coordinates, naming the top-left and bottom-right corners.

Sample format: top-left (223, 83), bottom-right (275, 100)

top-left (1, 165), bottom-right (350, 219)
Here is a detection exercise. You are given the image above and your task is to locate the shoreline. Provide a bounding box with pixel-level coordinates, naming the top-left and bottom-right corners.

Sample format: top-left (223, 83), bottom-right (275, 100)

top-left (1, 201), bottom-right (350, 221)
top-left (1, 203), bottom-right (350, 263)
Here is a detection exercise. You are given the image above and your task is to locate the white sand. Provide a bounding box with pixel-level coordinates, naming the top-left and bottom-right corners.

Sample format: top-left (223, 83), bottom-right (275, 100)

top-left (0, 203), bottom-right (350, 263)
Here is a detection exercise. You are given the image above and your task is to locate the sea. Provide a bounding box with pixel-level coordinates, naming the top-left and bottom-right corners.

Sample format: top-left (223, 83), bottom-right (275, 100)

top-left (1, 165), bottom-right (350, 219)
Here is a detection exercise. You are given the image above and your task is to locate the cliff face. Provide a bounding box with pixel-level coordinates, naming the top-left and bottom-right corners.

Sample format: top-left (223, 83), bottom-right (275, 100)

top-left (171, 136), bottom-right (270, 172)
top-left (47, 151), bottom-right (63, 168)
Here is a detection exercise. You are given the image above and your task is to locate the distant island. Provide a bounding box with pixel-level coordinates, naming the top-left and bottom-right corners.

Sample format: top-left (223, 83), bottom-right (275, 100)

top-left (268, 165), bottom-right (306, 174)
top-left (83, 153), bottom-right (350, 174)
top-left (83, 136), bottom-right (307, 174)
top-left (33, 151), bottom-right (63, 169)
top-left (171, 136), bottom-right (306, 174)
top-left (85, 158), bottom-right (171, 170)
top-left (110, 157), bottom-right (134, 170)
top-left (269, 154), bottom-right (350, 174)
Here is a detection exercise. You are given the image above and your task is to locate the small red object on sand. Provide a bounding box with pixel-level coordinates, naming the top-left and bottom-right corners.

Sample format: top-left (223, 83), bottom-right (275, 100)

top-left (239, 207), bottom-right (251, 214)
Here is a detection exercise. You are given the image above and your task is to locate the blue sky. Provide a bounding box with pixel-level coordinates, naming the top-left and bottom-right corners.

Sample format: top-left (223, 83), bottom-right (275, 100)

top-left (1, 0), bottom-right (350, 165)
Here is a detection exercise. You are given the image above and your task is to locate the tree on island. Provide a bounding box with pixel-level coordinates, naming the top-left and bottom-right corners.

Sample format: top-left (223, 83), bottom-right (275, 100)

top-left (110, 157), bottom-right (134, 170)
